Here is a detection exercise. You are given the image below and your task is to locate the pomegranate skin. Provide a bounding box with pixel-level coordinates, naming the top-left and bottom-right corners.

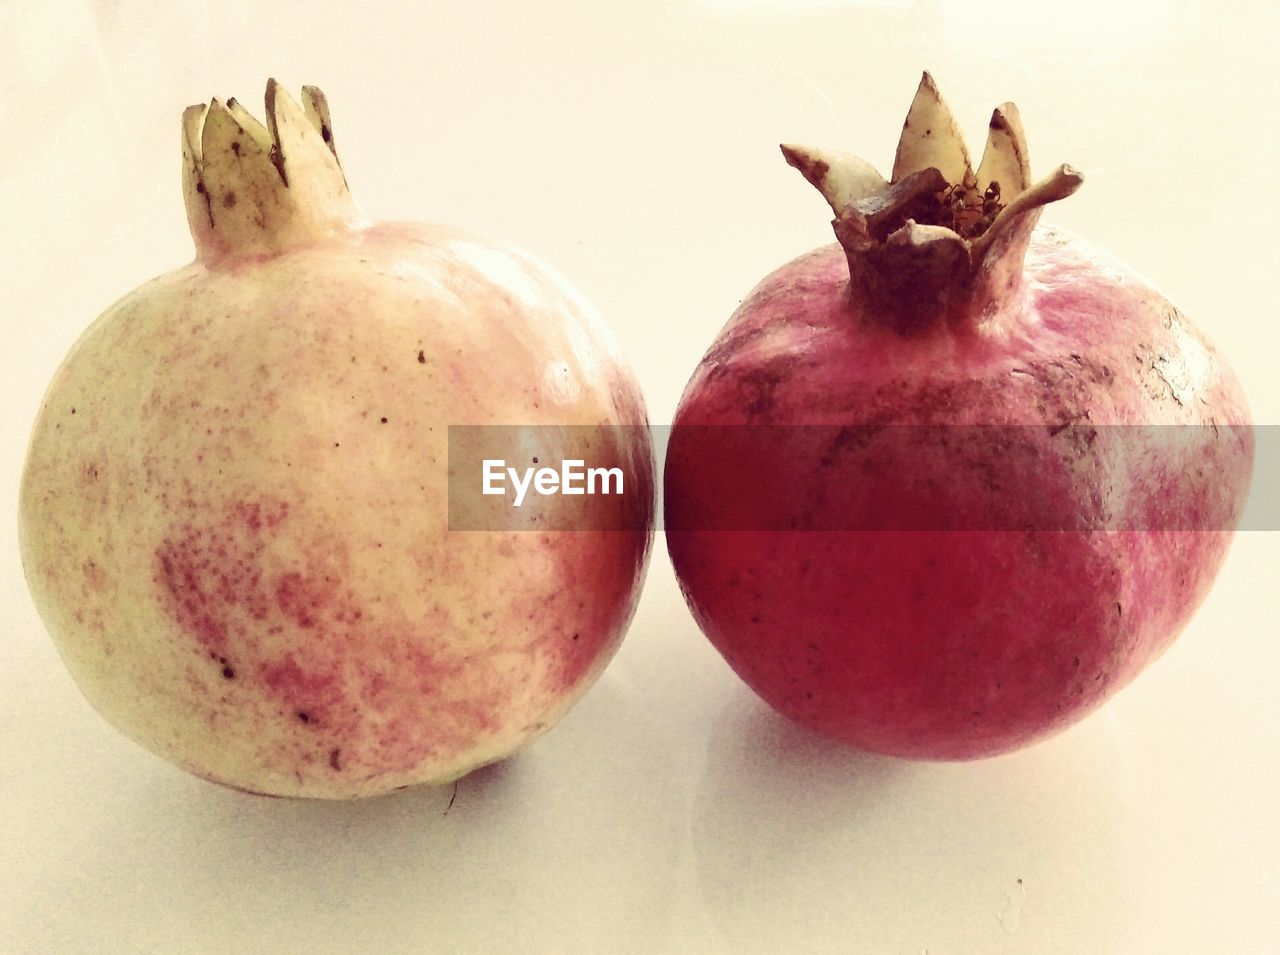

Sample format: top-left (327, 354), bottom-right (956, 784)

top-left (665, 229), bottom-right (1252, 759)
top-left (21, 222), bottom-right (653, 797)
top-left (20, 84), bottom-right (656, 799)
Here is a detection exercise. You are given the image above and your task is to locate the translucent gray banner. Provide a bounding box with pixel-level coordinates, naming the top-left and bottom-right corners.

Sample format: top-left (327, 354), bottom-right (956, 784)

top-left (447, 424), bottom-right (1271, 532)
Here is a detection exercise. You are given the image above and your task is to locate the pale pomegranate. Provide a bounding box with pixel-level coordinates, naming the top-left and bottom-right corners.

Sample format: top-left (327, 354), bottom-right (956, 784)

top-left (19, 81), bottom-right (654, 798)
top-left (664, 74), bottom-right (1252, 759)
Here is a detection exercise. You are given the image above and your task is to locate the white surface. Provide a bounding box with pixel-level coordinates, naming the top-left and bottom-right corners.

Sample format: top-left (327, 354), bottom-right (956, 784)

top-left (3, 2), bottom-right (1279, 952)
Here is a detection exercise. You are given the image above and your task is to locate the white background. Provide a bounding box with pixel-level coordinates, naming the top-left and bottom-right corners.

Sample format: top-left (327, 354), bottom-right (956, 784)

top-left (3, 1), bottom-right (1278, 952)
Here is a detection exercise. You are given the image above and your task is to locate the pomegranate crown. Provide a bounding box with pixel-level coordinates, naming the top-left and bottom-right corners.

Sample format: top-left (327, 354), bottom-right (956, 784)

top-left (781, 72), bottom-right (1084, 331)
top-left (181, 80), bottom-right (360, 261)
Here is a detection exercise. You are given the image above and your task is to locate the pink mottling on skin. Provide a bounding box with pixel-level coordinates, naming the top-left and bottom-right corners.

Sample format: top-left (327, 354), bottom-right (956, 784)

top-left (403, 640), bottom-right (466, 693)
top-left (260, 653), bottom-right (337, 696)
top-left (153, 497), bottom-right (359, 660)
top-left (260, 653), bottom-right (344, 717)
top-left (340, 636), bottom-right (508, 774)
top-left (151, 494), bottom-right (618, 783)
top-left (233, 499), bottom-right (288, 533)
top-left (156, 543), bottom-right (233, 655)
top-left (532, 533), bottom-right (645, 693)
top-left (81, 559), bottom-right (108, 593)
top-left (545, 598), bottom-right (608, 692)
top-left (354, 660), bottom-right (393, 710)
top-left (153, 504), bottom-right (279, 656)
top-left (274, 572), bottom-right (325, 629)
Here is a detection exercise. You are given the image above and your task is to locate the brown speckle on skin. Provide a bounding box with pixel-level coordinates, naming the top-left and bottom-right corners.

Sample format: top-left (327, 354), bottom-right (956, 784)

top-left (417, 350), bottom-right (426, 364)
top-left (735, 358), bottom-right (802, 418)
top-left (329, 748), bottom-right (343, 770)
top-left (222, 191), bottom-right (237, 209)
top-left (297, 710), bottom-right (311, 723)
top-left (380, 417), bottom-right (388, 424)
top-left (81, 559), bottom-right (108, 593)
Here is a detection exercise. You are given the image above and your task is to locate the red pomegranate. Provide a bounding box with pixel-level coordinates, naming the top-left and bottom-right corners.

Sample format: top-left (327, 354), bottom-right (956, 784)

top-left (664, 74), bottom-right (1253, 759)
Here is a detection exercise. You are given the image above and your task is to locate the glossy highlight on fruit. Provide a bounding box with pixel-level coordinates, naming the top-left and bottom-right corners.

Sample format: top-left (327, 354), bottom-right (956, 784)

top-left (664, 73), bottom-right (1252, 759)
top-left (19, 81), bottom-right (654, 798)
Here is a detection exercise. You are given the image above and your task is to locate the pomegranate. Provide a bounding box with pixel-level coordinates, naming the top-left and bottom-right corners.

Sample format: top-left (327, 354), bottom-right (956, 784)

top-left (664, 74), bottom-right (1252, 759)
top-left (19, 81), bottom-right (654, 798)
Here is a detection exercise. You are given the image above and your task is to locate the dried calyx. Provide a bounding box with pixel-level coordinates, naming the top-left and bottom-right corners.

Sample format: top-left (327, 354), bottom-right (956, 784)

top-left (182, 79), bottom-right (361, 261)
top-left (782, 72), bottom-right (1083, 332)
